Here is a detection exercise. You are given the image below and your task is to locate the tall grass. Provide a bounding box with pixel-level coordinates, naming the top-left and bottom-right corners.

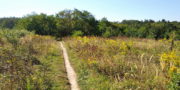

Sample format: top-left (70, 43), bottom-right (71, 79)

top-left (64, 36), bottom-right (180, 89)
top-left (0, 30), bottom-right (70, 90)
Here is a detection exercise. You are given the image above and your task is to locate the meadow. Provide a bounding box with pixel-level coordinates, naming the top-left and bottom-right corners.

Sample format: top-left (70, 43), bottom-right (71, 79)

top-left (0, 30), bottom-right (70, 90)
top-left (64, 36), bottom-right (180, 90)
top-left (0, 29), bottom-right (179, 90)
top-left (0, 6), bottom-right (180, 90)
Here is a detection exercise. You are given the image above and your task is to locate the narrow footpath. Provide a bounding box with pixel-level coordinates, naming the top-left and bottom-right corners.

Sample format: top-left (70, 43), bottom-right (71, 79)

top-left (60, 42), bottom-right (79, 90)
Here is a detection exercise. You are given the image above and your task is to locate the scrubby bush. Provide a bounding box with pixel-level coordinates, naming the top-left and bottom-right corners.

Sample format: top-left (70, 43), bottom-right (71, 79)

top-left (72, 30), bottom-right (84, 37)
top-left (0, 29), bottom-right (33, 45)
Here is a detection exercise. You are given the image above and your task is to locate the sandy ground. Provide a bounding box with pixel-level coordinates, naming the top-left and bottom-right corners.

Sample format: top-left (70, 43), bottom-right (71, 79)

top-left (60, 42), bottom-right (79, 90)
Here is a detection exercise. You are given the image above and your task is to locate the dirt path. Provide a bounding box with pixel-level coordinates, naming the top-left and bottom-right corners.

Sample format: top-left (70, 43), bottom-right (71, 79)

top-left (60, 42), bottom-right (79, 90)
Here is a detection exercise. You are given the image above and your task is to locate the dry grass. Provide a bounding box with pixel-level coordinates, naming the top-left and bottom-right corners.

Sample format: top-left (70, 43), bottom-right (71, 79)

top-left (0, 30), bottom-right (70, 90)
top-left (64, 36), bottom-right (180, 90)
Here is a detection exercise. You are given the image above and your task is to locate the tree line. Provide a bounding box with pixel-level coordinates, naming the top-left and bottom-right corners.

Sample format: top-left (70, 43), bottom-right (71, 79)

top-left (0, 9), bottom-right (180, 39)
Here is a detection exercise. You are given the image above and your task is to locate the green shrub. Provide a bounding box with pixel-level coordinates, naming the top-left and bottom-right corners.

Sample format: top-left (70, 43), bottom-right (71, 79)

top-left (0, 29), bottom-right (33, 45)
top-left (169, 73), bottom-right (180, 90)
top-left (72, 30), bottom-right (84, 37)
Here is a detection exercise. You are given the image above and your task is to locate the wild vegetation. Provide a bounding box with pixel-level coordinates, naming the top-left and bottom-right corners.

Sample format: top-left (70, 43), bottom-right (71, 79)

top-left (0, 9), bottom-right (180, 39)
top-left (0, 9), bottom-right (179, 90)
top-left (0, 30), bottom-right (69, 90)
top-left (64, 36), bottom-right (180, 90)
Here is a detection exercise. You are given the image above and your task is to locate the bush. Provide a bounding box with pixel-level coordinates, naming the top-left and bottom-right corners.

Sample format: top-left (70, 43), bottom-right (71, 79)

top-left (72, 30), bottom-right (84, 37)
top-left (169, 73), bottom-right (180, 89)
top-left (0, 29), bottom-right (33, 45)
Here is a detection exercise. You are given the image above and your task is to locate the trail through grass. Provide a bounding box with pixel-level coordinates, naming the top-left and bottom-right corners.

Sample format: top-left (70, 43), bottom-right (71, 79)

top-left (60, 42), bottom-right (79, 90)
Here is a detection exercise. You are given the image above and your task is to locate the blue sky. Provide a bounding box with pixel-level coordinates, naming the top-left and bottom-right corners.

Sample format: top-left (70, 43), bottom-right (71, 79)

top-left (0, 0), bottom-right (180, 21)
